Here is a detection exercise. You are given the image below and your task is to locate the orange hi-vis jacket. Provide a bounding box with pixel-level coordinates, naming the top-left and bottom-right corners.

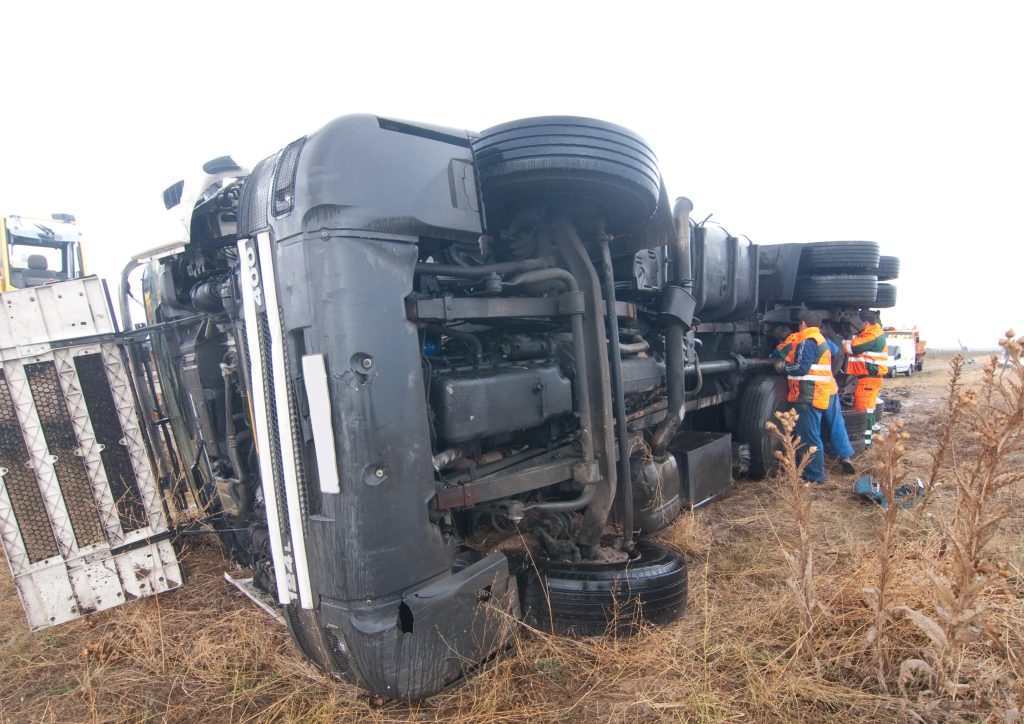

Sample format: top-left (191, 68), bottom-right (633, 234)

top-left (844, 323), bottom-right (889, 377)
top-left (785, 327), bottom-right (836, 410)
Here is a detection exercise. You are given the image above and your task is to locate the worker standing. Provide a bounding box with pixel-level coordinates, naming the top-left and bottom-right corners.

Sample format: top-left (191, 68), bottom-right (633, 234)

top-left (778, 311), bottom-right (836, 483)
top-left (844, 310), bottom-right (889, 449)
top-left (821, 330), bottom-right (857, 474)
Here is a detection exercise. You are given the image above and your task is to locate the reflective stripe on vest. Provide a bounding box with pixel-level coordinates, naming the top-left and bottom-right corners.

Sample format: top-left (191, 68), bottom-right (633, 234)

top-left (785, 329), bottom-right (835, 410)
top-left (846, 324), bottom-right (888, 377)
top-left (788, 363), bottom-right (833, 381)
top-left (848, 353), bottom-right (889, 363)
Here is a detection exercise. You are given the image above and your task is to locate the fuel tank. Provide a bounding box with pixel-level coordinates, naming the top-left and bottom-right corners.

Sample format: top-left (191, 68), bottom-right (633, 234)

top-left (691, 223), bottom-right (760, 321)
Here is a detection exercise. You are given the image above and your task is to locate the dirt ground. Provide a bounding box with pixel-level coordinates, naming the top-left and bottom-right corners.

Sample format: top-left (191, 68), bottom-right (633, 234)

top-left (1, 353), bottom-right (1021, 723)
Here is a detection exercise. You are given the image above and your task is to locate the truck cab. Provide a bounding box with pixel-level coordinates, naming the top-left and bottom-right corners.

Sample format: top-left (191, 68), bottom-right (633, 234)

top-left (0, 213), bottom-right (86, 291)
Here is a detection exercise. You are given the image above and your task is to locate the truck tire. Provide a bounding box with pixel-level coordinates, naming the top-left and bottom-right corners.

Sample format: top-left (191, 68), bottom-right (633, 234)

top-left (876, 255), bottom-right (900, 281)
top-left (874, 282), bottom-right (897, 308)
top-left (799, 241), bottom-right (880, 273)
top-left (472, 116), bottom-right (662, 233)
top-left (842, 408), bottom-right (868, 455)
top-left (795, 274), bottom-right (878, 307)
top-left (521, 540), bottom-right (687, 636)
top-left (734, 375), bottom-right (790, 478)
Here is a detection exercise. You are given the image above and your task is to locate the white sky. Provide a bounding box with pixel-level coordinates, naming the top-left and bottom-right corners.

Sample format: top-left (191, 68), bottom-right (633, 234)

top-left (1, 1), bottom-right (1020, 348)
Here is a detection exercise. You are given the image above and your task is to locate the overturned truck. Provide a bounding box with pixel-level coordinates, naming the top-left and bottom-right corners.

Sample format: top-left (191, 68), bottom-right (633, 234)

top-left (0, 115), bottom-right (902, 699)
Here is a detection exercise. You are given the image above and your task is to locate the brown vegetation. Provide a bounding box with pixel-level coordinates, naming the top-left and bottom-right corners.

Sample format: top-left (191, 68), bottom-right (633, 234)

top-left (1, 347), bottom-right (1022, 722)
top-left (865, 419), bottom-right (911, 690)
top-left (765, 408), bottom-right (820, 663)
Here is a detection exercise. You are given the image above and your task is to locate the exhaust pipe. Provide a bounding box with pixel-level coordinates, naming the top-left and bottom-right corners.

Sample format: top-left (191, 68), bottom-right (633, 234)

top-left (651, 197), bottom-right (696, 453)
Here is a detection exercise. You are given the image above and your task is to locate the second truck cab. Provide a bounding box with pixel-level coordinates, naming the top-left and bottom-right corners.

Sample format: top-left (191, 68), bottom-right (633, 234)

top-left (0, 213), bottom-right (86, 291)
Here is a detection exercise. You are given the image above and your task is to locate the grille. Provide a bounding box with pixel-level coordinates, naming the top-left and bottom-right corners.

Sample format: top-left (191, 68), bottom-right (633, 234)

top-left (278, 335), bottom-right (309, 523)
top-left (0, 372), bottom-right (59, 562)
top-left (238, 154), bottom-right (277, 235)
top-left (256, 313), bottom-right (291, 540)
top-left (323, 626), bottom-right (354, 677)
top-left (286, 605), bottom-right (319, 663)
top-left (24, 362), bottom-right (105, 547)
top-left (73, 354), bottom-right (147, 531)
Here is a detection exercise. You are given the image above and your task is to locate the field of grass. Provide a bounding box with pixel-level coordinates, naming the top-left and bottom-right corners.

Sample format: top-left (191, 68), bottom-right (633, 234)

top-left (1, 350), bottom-right (1021, 723)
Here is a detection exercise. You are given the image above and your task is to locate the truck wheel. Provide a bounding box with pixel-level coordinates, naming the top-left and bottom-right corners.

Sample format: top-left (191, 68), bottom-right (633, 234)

top-left (799, 241), bottom-right (880, 273)
top-left (472, 116), bottom-right (662, 233)
top-left (520, 540), bottom-right (687, 636)
top-left (794, 274), bottom-right (878, 307)
top-left (842, 408), bottom-right (868, 455)
top-left (876, 255), bottom-right (900, 281)
top-left (874, 282), bottom-right (897, 308)
top-left (734, 375), bottom-right (790, 478)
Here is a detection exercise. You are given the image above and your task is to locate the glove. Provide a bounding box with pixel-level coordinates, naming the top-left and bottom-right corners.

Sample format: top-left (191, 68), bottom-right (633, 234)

top-left (773, 359), bottom-right (787, 374)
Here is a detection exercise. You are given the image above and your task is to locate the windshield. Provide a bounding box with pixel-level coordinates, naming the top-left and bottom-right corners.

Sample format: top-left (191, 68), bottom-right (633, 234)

top-left (8, 237), bottom-right (68, 273)
top-left (4, 232), bottom-right (81, 288)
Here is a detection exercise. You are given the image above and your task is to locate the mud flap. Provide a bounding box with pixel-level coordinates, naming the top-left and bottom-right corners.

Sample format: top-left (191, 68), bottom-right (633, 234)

top-left (0, 278), bottom-right (181, 630)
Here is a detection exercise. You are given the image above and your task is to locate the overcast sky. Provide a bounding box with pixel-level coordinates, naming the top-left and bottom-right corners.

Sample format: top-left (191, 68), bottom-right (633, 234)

top-left (1, 1), bottom-right (1020, 348)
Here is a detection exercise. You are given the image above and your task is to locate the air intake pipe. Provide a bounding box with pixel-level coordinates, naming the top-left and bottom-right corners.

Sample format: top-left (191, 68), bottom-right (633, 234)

top-left (651, 197), bottom-right (696, 453)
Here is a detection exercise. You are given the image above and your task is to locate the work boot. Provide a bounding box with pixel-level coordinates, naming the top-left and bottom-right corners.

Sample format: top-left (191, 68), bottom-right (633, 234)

top-left (840, 458), bottom-right (856, 474)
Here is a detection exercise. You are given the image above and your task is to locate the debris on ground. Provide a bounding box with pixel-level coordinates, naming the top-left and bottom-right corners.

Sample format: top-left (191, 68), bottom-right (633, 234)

top-left (854, 475), bottom-right (925, 509)
top-left (883, 398), bottom-right (903, 413)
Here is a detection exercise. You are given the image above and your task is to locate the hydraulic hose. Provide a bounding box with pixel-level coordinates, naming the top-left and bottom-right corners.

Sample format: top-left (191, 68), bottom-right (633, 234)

top-left (422, 324), bottom-right (484, 365)
top-left (414, 256), bottom-right (556, 277)
top-left (523, 482), bottom-right (596, 513)
top-left (619, 339), bottom-right (650, 355)
top-left (688, 351), bottom-right (704, 397)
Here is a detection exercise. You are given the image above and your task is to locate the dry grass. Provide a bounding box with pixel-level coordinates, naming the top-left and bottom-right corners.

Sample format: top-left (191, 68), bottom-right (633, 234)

top-left (897, 332), bottom-right (1024, 713)
top-left (765, 408), bottom-right (820, 663)
top-left (864, 420), bottom-right (912, 691)
top-left (1, 349), bottom-right (1023, 722)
